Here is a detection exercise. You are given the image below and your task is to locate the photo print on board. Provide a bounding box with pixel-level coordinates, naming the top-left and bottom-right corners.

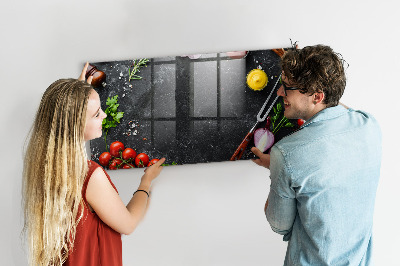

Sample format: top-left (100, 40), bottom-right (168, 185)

top-left (89, 48), bottom-right (301, 169)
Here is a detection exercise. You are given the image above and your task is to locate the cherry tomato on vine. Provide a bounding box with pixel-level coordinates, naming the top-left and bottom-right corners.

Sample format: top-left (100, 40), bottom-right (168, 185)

top-left (109, 158), bottom-right (123, 170)
top-left (122, 148), bottom-right (137, 161)
top-left (135, 153), bottom-right (149, 168)
top-left (147, 158), bottom-right (159, 167)
top-left (109, 141), bottom-right (125, 157)
top-left (99, 152), bottom-right (112, 167)
top-left (297, 119), bottom-right (305, 127)
top-left (122, 163), bottom-right (135, 169)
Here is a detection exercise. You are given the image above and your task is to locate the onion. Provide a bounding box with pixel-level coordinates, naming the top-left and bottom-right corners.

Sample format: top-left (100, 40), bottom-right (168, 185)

top-left (254, 128), bottom-right (274, 152)
top-left (226, 51), bottom-right (248, 59)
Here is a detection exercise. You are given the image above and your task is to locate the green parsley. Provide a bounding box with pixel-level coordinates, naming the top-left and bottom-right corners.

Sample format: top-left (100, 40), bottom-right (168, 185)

top-left (102, 95), bottom-right (124, 151)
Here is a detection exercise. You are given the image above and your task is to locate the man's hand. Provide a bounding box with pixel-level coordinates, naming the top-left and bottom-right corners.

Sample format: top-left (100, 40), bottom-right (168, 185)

top-left (251, 147), bottom-right (271, 169)
top-left (264, 199), bottom-right (269, 213)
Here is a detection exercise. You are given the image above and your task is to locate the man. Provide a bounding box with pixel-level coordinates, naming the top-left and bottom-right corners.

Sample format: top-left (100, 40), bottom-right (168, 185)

top-left (251, 45), bottom-right (381, 265)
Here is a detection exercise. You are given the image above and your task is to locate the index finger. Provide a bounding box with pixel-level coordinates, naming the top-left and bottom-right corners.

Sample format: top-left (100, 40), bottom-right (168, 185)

top-left (155, 158), bottom-right (166, 166)
top-left (78, 62), bottom-right (89, 81)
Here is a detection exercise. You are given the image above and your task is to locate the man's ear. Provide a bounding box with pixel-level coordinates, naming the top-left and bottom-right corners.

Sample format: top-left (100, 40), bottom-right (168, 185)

top-left (313, 92), bottom-right (325, 105)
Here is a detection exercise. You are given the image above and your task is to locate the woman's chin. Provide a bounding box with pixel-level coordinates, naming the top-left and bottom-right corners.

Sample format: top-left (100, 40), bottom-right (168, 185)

top-left (85, 133), bottom-right (102, 142)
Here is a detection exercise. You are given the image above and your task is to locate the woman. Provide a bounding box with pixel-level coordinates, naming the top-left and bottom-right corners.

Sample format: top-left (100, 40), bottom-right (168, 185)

top-left (22, 63), bottom-right (165, 265)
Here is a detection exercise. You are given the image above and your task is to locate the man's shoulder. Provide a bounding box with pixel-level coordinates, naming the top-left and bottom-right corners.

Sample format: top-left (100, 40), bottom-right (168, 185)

top-left (272, 128), bottom-right (312, 159)
top-left (273, 107), bottom-right (381, 157)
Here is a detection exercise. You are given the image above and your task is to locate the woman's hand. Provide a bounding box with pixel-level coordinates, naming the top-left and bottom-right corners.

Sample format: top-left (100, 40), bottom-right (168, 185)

top-left (251, 147), bottom-right (271, 169)
top-left (78, 62), bottom-right (93, 84)
top-left (142, 158), bottom-right (166, 185)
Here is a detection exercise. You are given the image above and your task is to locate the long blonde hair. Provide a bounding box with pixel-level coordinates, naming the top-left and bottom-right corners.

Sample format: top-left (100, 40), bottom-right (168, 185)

top-left (23, 79), bottom-right (93, 265)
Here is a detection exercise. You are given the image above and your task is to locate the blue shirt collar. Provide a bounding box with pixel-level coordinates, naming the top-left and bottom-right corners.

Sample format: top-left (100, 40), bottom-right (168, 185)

top-left (301, 105), bottom-right (349, 128)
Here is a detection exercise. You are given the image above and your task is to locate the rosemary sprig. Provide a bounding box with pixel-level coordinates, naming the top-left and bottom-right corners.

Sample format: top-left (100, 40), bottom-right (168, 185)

top-left (128, 58), bottom-right (149, 81)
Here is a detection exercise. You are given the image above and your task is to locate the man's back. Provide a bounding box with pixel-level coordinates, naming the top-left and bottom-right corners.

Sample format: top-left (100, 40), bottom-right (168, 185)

top-left (267, 105), bottom-right (382, 266)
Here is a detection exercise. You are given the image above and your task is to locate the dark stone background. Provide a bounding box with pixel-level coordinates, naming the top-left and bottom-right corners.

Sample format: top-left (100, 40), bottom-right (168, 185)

top-left (89, 49), bottom-right (297, 167)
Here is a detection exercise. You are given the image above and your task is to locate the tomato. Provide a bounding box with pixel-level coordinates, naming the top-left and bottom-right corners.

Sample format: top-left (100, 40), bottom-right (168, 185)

top-left (122, 148), bottom-right (137, 161)
top-left (297, 119), bottom-right (305, 127)
top-left (109, 141), bottom-right (125, 157)
top-left (109, 158), bottom-right (123, 170)
top-left (135, 153), bottom-right (149, 168)
top-left (122, 163), bottom-right (135, 169)
top-left (147, 158), bottom-right (159, 167)
top-left (265, 116), bottom-right (271, 129)
top-left (99, 152), bottom-right (112, 167)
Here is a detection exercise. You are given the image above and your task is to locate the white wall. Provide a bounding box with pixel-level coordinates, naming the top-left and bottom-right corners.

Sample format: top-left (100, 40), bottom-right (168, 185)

top-left (1, 0), bottom-right (399, 265)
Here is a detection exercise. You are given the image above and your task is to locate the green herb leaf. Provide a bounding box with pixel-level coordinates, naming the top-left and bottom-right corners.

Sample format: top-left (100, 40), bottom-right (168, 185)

top-left (277, 102), bottom-right (282, 112)
top-left (106, 95), bottom-right (118, 106)
top-left (102, 94), bottom-right (124, 151)
top-left (285, 121), bottom-right (295, 127)
top-left (114, 112), bottom-right (124, 122)
top-left (129, 58), bottom-right (149, 81)
top-left (162, 161), bottom-right (178, 166)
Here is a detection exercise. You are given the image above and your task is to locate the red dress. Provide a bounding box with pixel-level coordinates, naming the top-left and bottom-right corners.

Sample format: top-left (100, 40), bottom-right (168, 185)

top-left (64, 161), bottom-right (122, 266)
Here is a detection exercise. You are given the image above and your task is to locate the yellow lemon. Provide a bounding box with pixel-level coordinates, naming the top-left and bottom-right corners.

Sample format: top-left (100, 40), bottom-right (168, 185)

top-left (247, 69), bottom-right (268, 91)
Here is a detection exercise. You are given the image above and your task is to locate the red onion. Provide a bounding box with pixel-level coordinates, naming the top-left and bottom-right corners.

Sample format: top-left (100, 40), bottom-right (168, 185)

top-left (254, 128), bottom-right (274, 152)
top-left (226, 51), bottom-right (248, 59)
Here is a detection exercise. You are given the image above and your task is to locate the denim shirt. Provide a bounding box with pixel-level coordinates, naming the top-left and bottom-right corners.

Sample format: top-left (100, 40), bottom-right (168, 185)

top-left (266, 105), bottom-right (382, 266)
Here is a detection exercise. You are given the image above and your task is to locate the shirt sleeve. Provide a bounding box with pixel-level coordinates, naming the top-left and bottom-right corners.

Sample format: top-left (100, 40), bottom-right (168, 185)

top-left (266, 145), bottom-right (297, 241)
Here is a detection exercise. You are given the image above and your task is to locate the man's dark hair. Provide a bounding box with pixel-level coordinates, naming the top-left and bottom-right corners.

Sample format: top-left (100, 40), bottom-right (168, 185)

top-left (281, 45), bottom-right (347, 107)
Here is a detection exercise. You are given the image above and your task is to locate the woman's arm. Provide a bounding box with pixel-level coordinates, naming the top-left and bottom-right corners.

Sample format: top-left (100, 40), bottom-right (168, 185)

top-left (86, 158), bottom-right (165, 235)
